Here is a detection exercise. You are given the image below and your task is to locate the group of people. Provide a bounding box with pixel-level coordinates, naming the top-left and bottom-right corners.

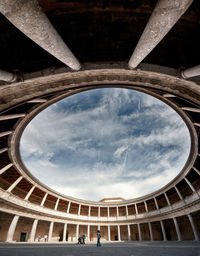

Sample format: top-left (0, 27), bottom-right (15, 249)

top-left (77, 230), bottom-right (101, 247)
top-left (37, 234), bottom-right (48, 242)
top-left (37, 230), bottom-right (102, 246)
top-left (78, 233), bottom-right (86, 244)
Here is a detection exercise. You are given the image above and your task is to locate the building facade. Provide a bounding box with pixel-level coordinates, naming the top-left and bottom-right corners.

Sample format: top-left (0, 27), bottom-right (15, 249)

top-left (0, 0), bottom-right (200, 243)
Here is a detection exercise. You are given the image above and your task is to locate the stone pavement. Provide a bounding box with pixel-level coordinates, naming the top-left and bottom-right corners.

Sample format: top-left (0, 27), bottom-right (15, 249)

top-left (0, 241), bottom-right (200, 256)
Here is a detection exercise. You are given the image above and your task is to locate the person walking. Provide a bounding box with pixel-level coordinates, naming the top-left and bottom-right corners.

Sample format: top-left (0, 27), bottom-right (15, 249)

top-left (97, 230), bottom-right (101, 247)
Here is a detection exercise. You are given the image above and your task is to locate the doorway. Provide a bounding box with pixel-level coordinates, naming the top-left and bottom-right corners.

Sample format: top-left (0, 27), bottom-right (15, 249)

top-left (20, 232), bottom-right (27, 242)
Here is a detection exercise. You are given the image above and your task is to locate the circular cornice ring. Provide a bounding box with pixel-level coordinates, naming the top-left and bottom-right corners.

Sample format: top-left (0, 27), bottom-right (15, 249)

top-left (3, 63), bottom-right (199, 206)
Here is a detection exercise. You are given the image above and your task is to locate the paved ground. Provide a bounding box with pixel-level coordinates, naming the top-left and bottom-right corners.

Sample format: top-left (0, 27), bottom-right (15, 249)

top-left (0, 241), bottom-right (200, 256)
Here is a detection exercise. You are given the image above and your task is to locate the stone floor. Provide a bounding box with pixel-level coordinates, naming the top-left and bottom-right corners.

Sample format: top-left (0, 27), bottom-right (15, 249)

top-left (0, 241), bottom-right (200, 256)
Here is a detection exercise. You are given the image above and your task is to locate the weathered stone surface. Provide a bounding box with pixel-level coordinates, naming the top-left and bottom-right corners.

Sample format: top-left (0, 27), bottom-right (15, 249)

top-left (0, 0), bottom-right (81, 70)
top-left (182, 65), bottom-right (200, 79)
top-left (129, 0), bottom-right (193, 68)
top-left (0, 69), bottom-right (17, 82)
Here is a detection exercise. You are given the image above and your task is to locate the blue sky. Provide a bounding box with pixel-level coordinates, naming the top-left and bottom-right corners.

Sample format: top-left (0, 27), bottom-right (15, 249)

top-left (20, 88), bottom-right (190, 201)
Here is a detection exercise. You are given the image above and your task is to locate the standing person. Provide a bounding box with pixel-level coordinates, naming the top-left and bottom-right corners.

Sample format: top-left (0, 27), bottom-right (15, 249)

top-left (78, 235), bottom-right (82, 244)
top-left (96, 230), bottom-right (101, 247)
top-left (38, 235), bottom-right (41, 242)
top-left (82, 233), bottom-right (86, 244)
top-left (44, 234), bottom-right (48, 242)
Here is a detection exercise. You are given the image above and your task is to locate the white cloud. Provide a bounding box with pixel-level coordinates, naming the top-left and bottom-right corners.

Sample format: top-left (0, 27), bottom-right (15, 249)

top-left (114, 145), bottom-right (128, 158)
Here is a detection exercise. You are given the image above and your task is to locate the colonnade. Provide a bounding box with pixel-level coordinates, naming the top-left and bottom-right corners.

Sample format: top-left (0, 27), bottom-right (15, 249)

top-left (2, 161), bottom-right (199, 219)
top-left (6, 185), bottom-right (200, 218)
top-left (4, 212), bottom-right (199, 243)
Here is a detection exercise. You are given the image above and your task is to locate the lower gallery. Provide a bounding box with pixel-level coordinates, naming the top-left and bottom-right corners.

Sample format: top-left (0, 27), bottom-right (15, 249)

top-left (0, 65), bottom-right (200, 243)
top-left (0, 0), bottom-right (200, 244)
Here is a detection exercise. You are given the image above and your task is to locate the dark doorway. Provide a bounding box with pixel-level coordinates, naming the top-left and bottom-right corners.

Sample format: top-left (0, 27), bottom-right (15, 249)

top-left (59, 230), bottom-right (63, 241)
top-left (59, 229), bottom-right (68, 241)
top-left (114, 235), bottom-right (118, 241)
top-left (20, 232), bottom-right (27, 242)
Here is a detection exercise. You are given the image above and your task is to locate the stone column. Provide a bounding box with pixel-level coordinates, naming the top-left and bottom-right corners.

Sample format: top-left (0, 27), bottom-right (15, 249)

top-left (160, 220), bottom-right (167, 241)
top-left (88, 206), bottom-right (91, 217)
top-left (138, 223), bottom-right (142, 241)
top-left (30, 219), bottom-right (38, 242)
top-left (67, 202), bottom-right (71, 213)
top-left (128, 0), bottom-right (193, 68)
top-left (173, 217), bottom-right (182, 241)
top-left (148, 222), bottom-right (153, 241)
top-left (54, 198), bottom-right (60, 211)
top-left (154, 198), bottom-right (159, 210)
top-left (135, 205), bottom-right (138, 215)
top-left (181, 65), bottom-right (200, 79)
top-left (116, 207), bottom-right (119, 217)
top-left (193, 167), bottom-right (200, 176)
top-left (78, 204), bottom-right (81, 215)
top-left (118, 225), bottom-right (121, 241)
top-left (188, 214), bottom-right (199, 241)
top-left (40, 193), bottom-right (48, 206)
top-left (0, 114), bottom-right (25, 121)
top-left (164, 193), bottom-right (171, 206)
top-left (48, 222), bottom-right (54, 242)
top-left (25, 185), bottom-right (35, 200)
top-left (76, 224), bottom-right (79, 240)
top-left (87, 225), bottom-right (90, 242)
top-left (7, 176), bottom-right (23, 192)
top-left (63, 223), bottom-right (67, 242)
top-left (144, 201), bottom-right (148, 213)
top-left (0, 163), bottom-right (13, 175)
top-left (0, 147), bottom-right (8, 154)
top-left (125, 205), bottom-right (129, 216)
top-left (107, 207), bottom-right (110, 217)
top-left (0, 131), bottom-right (12, 138)
top-left (28, 98), bottom-right (47, 103)
top-left (175, 186), bottom-right (183, 200)
top-left (185, 178), bottom-right (196, 192)
top-left (6, 215), bottom-right (19, 242)
top-left (0, 69), bottom-right (17, 82)
top-left (0, 0), bottom-right (81, 70)
top-left (108, 225), bottom-right (111, 241)
top-left (127, 224), bottom-right (131, 240)
top-left (98, 207), bottom-right (100, 217)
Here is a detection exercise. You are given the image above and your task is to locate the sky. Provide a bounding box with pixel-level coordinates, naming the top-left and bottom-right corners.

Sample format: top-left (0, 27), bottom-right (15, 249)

top-left (20, 88), bottom-right (191, 201)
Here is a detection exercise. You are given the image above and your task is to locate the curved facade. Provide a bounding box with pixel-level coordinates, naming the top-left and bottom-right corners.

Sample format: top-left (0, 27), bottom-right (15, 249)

top-left (0, 64), bottom-right (200, 242)
top-left (0, 0), bottom-right (200, 243)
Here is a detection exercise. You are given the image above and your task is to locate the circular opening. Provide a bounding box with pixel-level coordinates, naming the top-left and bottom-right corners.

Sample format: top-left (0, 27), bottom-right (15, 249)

top-left (20, 88), bottom-right (191, 201)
